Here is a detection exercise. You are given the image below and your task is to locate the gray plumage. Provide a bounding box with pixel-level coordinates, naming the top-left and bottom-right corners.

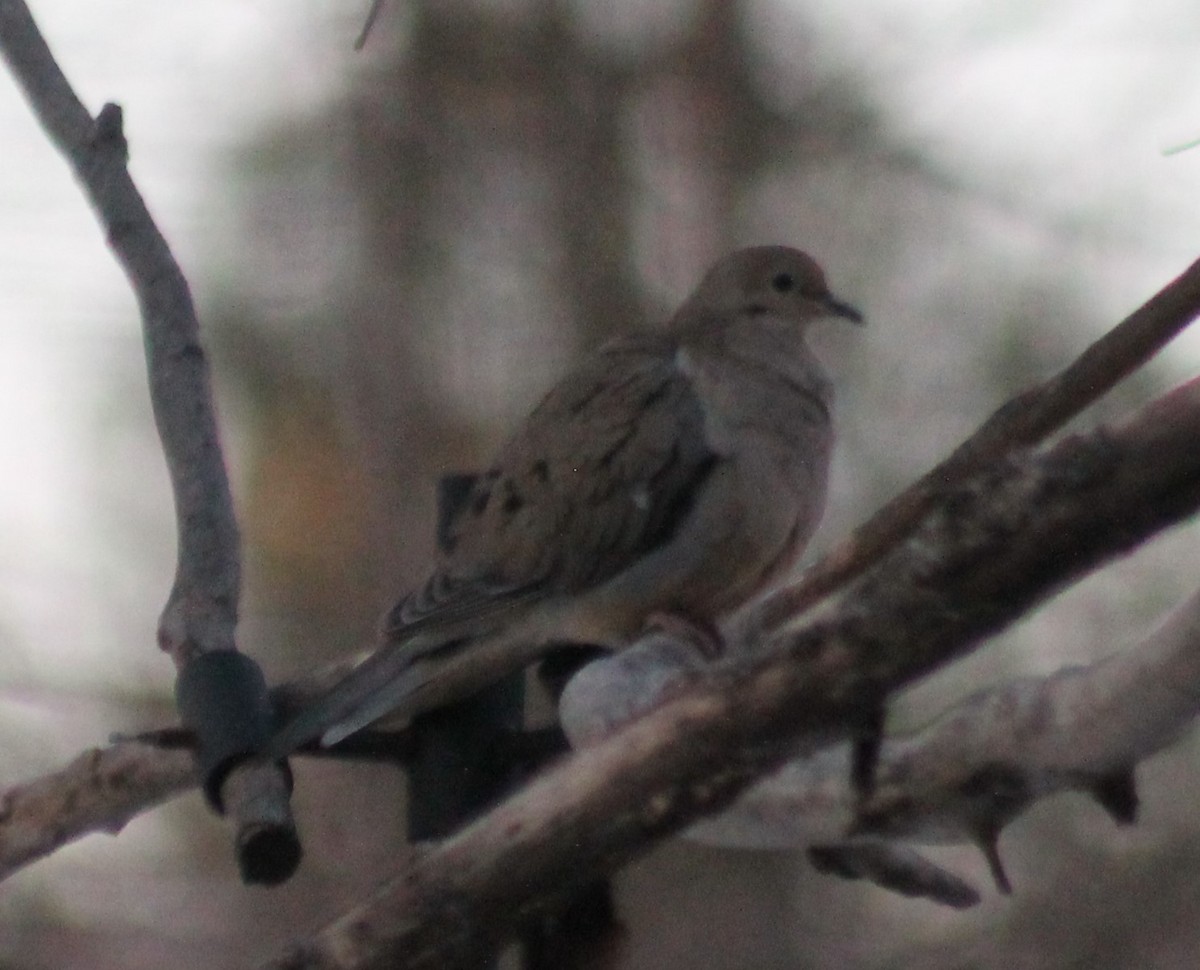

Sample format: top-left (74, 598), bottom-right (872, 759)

top-left (266, 245), bottom-right (861, 757)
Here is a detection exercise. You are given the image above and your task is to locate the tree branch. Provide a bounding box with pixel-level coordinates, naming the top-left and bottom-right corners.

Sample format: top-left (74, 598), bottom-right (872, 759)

top-left (642, 577), bottom-right (1200, 860)
top-left (0, 0), bottom-right (297, 882)
top-left (0, 743), bottom-right (196, 882)
top-left (0, 676), bottom-right (359, 883)
top-left (4, 2), bottom-right (1200, 936)
top-left (16, 554), bottom-right (1190, 898)
top-left (0, 251), bottom-right (1197, 907)
top-left (264, 377), bottom-right (1200, 970)
top-left (754, 255), bottom-right (1200, 631)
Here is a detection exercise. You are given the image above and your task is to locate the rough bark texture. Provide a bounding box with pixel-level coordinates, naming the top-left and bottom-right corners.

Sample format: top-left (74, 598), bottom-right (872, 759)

top-left (0, 0), bottom-right (296, 881)
top-left (265, 379), bottom-right (1200, 969)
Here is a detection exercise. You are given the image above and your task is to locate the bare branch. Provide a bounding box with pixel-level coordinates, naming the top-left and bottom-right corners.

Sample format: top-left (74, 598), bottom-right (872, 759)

top-left (0, 670), bottom-right (385, 883)
top-left (264, 378), bottom-right (1200, 970)
top-left (0, 0), bottom-right (235, 666)
top-left (859, 578), bottom-right (1200, 842)
top-left (7, 559), bottom-right (1193, 895)
top-left (0, 743), bottom-right (196, 882)
top-left (2, 377), bottom-right (1198, 908)
top-left (354, 0), bottom-right (387, 51)
top-left (755, 255), bottom-right (1200, 632)
top-left (682, 578), bottom-right (1200, 858)
top-left (1, 245), bottom-right (1199, 903)
top-left (4, 4), bottom-right (1200, 929)
top-left (0, 0), bottom-right (296, 881)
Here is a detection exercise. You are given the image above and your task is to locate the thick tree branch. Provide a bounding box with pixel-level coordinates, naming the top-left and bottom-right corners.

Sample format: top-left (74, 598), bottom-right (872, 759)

top-left (6, 562), bottom-right (1191, 895)
top-left (0, 254), bottom-right (1198, 902)
top-left (627, 578), bottom-right (1200, 858)
top-left (755, 255), bottom-right (1200, 631)
top-left (0, 0), bottom-right (296, 882)
top-left (264, 378), bottom-right (1200, 970)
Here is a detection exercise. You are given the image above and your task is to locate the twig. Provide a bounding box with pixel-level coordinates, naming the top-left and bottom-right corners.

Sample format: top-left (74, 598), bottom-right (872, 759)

top-left (3, 378), bottom-right (1200, 901)
top-left (0, 667), bottom-right (421, 883)
top-left (755, 256), bottom-right (1200, 632)
top-left (264, 378), bottom-right (1200, 969)
top-left (0, 0), bottom-right (297, 882)
top-left (0, 744), bottom-right (197, 882)
top-left (2, 253), bottom-right (1199, 892)
top-left (686, 578), bottom-right (1200, 853)
top-left (354, 0), bottom-right (386, 51)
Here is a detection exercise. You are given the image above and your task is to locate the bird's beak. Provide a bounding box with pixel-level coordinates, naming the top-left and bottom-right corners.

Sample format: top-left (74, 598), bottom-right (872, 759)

top-left (823, 294), bottom-right (865, 324)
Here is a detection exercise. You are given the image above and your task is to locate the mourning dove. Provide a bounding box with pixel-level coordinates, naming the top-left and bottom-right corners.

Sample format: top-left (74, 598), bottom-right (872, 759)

top-left (267, 245), bottom-right (862, 756)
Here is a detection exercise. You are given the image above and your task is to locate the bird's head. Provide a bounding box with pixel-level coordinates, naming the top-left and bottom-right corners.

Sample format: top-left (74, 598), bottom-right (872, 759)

top-left (682, 245), bottom-right (863, 327)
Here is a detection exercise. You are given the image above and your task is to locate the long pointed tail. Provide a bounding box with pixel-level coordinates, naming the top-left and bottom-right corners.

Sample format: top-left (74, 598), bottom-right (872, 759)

top-left (264, 618), bottom-right (556, 759)
top-left (264, 642), bottom-right (438, 758)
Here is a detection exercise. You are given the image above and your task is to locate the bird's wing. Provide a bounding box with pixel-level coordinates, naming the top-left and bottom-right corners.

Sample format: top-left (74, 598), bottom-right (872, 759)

top-left (266, 334), bottom-right (723, 755)
top-left (392, 332), bottom-right (722, 629)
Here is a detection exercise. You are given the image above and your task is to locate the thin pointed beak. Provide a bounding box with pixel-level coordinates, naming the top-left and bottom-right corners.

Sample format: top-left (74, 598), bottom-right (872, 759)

top-left (824, 294), bottom-right (864, 324)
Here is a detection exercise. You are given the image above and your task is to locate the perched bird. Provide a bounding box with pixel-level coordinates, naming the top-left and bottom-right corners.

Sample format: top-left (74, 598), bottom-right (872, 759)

top-left (267, 245), bottom-right (862, 757)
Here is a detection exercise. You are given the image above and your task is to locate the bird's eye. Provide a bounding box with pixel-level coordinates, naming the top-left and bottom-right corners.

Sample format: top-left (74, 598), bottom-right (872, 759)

top-left (771, 272), bottom-right (795, 293)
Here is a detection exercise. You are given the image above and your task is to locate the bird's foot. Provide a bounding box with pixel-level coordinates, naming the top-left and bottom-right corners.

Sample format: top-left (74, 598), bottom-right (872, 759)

top-left (644, 612), bottom-right (726, 660)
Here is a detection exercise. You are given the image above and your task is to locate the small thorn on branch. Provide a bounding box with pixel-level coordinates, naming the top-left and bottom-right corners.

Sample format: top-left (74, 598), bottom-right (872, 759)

top-left (976, 824), bottom-right (1013, 895)
top-left (850, 699), bottom-right (887, 801)
top-left (1088, 768), bottom-right (1139, 825)
top-left (354, 0), bottom-right (386, 51)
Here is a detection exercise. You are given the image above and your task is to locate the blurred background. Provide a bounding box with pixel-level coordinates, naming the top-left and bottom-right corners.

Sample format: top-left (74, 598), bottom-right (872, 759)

top-left (2, 0), bottom-right (1200, 967)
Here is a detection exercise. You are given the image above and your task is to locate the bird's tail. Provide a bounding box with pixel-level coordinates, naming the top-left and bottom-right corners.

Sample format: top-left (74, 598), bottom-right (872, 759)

top-left (263, 640), bottom-right (443, 759)
top-left (264, 612), bottom-right (554, 759)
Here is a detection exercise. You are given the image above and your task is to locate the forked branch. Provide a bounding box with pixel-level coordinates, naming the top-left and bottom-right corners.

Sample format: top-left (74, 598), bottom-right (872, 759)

top-left (0, 0), bottom-right (297, 882)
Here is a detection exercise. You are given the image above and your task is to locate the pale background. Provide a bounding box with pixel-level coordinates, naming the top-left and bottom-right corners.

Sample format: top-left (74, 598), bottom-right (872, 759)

top-left (2, 1), bottom-right (1200, 967)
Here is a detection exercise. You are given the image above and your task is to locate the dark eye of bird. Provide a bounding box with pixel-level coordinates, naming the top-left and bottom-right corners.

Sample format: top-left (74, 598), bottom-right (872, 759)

top-left (771, 272), bottom-right (795, 293)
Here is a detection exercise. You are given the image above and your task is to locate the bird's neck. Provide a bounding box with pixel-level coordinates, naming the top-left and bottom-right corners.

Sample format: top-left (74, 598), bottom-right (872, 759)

top-left (690, 312), bottom-right (832, 402)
